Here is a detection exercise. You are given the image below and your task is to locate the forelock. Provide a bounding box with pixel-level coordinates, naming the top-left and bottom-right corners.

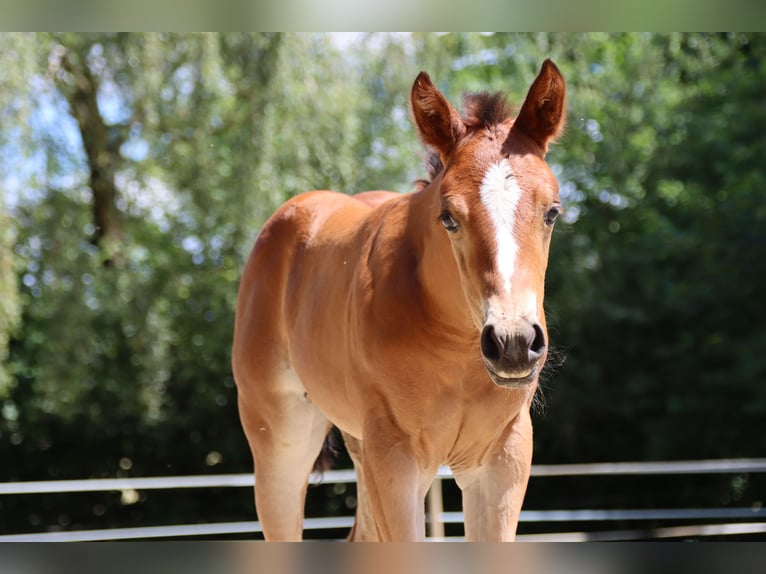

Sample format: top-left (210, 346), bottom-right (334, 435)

top-left (461, 92), bottom-right (513, 130)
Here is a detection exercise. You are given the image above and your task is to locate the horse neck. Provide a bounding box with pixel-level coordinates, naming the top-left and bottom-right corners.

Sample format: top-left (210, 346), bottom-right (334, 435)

top-left (408, 180), bottom-right (476, 337)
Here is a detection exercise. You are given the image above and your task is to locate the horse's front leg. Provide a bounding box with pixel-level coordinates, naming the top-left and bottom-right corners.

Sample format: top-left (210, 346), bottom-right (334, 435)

top-left (360, 418), bottom-right (428, 541)
top-left (454, 410), bottom-right (534, 541)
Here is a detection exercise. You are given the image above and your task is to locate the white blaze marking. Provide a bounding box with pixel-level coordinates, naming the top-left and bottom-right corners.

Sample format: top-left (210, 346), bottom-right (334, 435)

top-left (479, 161), bottom-right (522, 293)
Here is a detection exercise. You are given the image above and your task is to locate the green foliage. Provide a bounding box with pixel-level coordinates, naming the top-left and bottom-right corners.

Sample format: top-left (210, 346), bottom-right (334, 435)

top-left (2, 32), bottom-right (766, 535)
top-left (532, 33), bottom-right (766, 462)
top-left (0, 33), bottom-right (35, 397)
top-left (0, 197), bottom-right (19, 396)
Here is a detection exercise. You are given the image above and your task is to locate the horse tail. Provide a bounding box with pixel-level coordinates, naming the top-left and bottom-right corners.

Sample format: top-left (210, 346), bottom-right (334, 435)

top-left (312, 426), bottom-right (340, 474)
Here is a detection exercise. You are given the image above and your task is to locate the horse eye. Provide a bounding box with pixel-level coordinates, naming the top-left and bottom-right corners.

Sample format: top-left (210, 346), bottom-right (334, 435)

top-left (544, 205), bottom-right (562, 226)
top-left (439, 211), bottom-right (460, 232)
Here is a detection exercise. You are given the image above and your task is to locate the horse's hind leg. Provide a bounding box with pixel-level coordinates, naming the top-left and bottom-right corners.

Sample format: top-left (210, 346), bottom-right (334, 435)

top-left (238, 370), bottom-right (332, 541)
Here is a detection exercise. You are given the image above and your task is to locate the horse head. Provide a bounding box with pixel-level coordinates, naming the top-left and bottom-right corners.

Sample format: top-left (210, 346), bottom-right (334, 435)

top-left (411, 60), bottom-right (566, 387)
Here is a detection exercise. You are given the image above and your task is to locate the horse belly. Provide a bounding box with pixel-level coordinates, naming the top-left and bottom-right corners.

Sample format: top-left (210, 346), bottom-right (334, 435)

top-left (289, 313), bottom-right (359, 436)
top-left (283, 234), bottom-right (366, 437)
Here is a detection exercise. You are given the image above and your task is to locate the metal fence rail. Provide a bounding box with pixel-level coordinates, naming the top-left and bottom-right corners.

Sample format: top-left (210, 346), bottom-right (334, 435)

top-left (2, 458), bottom-right (765, 541)
top-left (4, 458), bottom-right (765, 495)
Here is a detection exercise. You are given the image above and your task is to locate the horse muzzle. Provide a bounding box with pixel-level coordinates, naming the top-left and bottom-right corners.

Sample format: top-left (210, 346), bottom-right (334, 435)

top-left (480, 320), bottom-right (546, 387)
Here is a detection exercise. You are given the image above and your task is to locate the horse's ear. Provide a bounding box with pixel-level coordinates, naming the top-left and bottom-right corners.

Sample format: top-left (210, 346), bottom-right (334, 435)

top-left (411, 71), bottom-right (465, 160)
top-left (512, 59), bottom-right (566, 154)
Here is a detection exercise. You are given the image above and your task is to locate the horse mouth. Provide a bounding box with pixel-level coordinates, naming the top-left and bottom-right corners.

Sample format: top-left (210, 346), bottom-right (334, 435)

top-left (484, 364), bottom-right (538, 388)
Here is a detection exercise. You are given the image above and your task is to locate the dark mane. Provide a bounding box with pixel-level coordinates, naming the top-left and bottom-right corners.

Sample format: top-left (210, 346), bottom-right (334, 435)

top-left (414, 150), bottom-right (444, 192)
top-left (414, 91), bottom-right (512, 191)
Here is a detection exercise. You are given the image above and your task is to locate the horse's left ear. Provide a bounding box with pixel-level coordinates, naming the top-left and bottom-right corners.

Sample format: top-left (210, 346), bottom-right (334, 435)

top-left (411, 71), bottom-right (466, 160)
top-left (512, 59), bottom-right (566, 155)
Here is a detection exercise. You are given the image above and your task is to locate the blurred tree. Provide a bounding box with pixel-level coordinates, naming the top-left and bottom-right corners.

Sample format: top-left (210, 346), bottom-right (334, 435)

top-left (0, 195), bottom-right (19, 396)
top-left (51, 34), bottom-right (127, 264)
top-left (1, 32), bottom-right (291, 531)
top-left (0, 33), bottom-right (32, 397)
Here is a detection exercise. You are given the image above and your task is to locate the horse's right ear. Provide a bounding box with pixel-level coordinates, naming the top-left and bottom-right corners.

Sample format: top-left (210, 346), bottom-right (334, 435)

top-left (411, 72), bottom-right (465, 160)
top-left (512, 59), bottom-right (566, 155)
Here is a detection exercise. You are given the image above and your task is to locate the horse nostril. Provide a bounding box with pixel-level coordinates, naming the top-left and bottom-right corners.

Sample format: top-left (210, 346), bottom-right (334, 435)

top-left (480, 324), bottom-right (502, 362)
top-left (529, 323), bottom-right (546, 360)
top-left (483, 322), bottom-right (545, 370)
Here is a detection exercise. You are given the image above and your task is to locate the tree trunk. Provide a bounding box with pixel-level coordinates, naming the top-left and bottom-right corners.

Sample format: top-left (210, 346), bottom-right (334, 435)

top-left (57, 43), bottom-right (126, 266)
